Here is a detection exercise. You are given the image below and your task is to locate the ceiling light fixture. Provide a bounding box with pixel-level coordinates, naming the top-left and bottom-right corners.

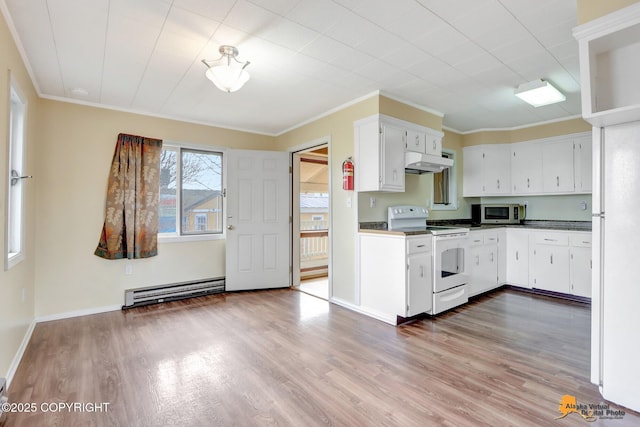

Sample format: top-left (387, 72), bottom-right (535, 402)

top-left (201, 45), bottom-right (250, 93)
top-left (514, 79), bottom-right (566, 107)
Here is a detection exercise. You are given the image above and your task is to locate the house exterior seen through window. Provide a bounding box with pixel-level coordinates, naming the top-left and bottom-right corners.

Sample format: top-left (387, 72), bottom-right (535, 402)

top-left (159, 146), bottom-right (223, 236)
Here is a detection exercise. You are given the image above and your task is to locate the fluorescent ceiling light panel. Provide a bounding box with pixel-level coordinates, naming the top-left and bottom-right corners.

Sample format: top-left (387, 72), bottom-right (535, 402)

top-left (514, 79), bottom-right (566, 107)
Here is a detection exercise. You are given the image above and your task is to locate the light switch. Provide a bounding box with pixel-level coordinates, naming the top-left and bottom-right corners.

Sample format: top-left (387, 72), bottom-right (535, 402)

top-left (346, 197), bottom-right (352, 208)
top-left (370, 197), bottom-right (376, 208)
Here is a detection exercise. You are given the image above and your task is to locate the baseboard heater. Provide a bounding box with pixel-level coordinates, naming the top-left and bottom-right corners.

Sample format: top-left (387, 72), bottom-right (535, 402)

top-left (123, 277), bottom-right (225, 309)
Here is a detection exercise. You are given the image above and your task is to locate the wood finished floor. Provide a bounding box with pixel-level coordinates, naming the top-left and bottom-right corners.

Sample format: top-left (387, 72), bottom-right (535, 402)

top-left (2, 288), bottom-right (638, 427)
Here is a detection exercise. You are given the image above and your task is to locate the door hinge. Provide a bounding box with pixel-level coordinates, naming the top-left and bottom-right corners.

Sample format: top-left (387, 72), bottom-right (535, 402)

top-left (289, 166), bottom-right (292, 173)
top-left (223, 188), bottom-right (227, 197)
top-left (290, 216), bottom-right (292, 224)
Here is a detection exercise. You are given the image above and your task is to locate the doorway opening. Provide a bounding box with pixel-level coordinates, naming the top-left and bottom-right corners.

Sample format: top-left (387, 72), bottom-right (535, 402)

top-left (292, 144), bottom-right (330, 300)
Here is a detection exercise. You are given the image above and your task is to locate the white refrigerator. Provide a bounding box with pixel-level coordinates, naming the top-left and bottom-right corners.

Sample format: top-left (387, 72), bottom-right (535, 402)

top-left (592, 122), bottom-right (640, 412)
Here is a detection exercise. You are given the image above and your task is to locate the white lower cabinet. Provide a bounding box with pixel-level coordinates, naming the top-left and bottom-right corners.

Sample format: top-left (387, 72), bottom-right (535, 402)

top-left (407, 244), bottom-right (433, 316)
top-left (359, 233), bottom-right (433, 324)
top-left (506, 229), bottom-right (529, 287)
top-left (468, 230), bottom-right (500, 297)
top-left (530, 230), bottom-right (591, 298)
top-left (570, 233), bottom-right (592, 298)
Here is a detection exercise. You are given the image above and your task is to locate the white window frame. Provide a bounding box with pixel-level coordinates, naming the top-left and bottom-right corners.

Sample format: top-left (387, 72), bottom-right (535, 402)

top-left (430, 149), bottom-right (459, 211)
top-left (5, 76), bottom-right (27, 270)
top-left (158, 142), bottom-right (226, 243)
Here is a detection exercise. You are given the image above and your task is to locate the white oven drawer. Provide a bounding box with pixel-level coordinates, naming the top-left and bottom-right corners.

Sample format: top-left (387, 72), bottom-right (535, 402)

top-left (433, 284), bottom-right (468, 314)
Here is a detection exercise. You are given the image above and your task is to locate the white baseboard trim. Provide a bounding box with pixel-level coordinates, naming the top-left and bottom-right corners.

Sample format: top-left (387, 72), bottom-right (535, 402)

top-left (6, 319), bottom-right (36, 389)
top-left (36, 304), bottom-right (121, 323)
top-left (329, 297), bottom-right (397, 325)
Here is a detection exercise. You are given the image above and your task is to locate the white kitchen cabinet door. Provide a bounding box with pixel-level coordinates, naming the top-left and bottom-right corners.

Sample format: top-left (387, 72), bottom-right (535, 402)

top-left (406, 129), bottom-right (426, 153)
top-left (506, 229), bottom-right (529, 287)
top-left (380, 123), bottom-right (406, 192)
top-left (496, 229), bottom-right (507, 284)
top-left (425, 131), bottom-right (442, 156)
top-left (542, 139), bottom-right (575, 193)
top-left (407, 251), bottom-right (433, 316)
top-left (354, 116), bottom-right (405, 192)
top-left (468, 231), bottom-right (499, 297)
top-left (533, 245), bottom-right (571, 293)
top-left (469, 244), bottom-right (498, 297)
top-left (511, 142), bottom-right (543, 194)
top-left (574, 135), bottom-right (592, 193)
top-left (483, 145), bottom-right (511, 194)
top-left (570, 247), bottom-right (592, 298)
top-left (462, 146), bottom-right (485, 196)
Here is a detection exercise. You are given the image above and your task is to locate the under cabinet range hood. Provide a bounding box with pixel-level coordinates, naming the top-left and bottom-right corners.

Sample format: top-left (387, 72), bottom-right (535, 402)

top-left (405, 152), bottom-right (453, 174)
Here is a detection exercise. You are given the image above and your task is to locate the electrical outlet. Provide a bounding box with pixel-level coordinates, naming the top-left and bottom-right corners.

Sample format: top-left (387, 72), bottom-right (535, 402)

top-left (346, 196), bottom-right (352, 208)
top-left (370, 197), bottom-right (376, 208)
top-left (125, 264), bottom-right (133, 275)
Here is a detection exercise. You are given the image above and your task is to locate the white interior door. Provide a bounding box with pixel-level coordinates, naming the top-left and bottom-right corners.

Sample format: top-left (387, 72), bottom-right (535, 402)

top-left (226, 149), bottom-right (290, 291)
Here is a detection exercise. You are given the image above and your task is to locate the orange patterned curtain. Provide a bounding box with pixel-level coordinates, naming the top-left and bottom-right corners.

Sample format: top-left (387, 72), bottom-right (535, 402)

top-left (95, 133), bottom-right (163, 259)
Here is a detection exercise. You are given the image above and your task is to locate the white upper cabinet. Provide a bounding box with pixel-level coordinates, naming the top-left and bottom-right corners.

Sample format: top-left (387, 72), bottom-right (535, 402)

top-left (354, 114), bottom-right (444, 192)
top-left (483, 146), bottom-right (511, 194)
top-left (573, 3), bottom-right (640, 126)
top-left (354, 115), bottom-right (405, 192)
top-left (463, 132), bottom-right (591, 197)
top-left (511, 142), bottom-right (543, 193)
top-left (380, 123), bottom-right (406, 191)
top-left (542, 139), bottom-right (575, 193)
top-left (425, 131), bottom-right (443, 156)
top-left (574, 134), bottom-right (592, 193)
top-left (405, 129), bottom-right (426, 153)
top-left (462, 145), bottom-right (510, 196)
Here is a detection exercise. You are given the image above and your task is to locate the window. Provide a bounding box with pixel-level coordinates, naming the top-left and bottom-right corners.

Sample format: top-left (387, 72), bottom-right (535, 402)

top-left (6, 79), bottom-right (27, 269)
top-left (431, 150), bottom-right (458, 211)
top-left (159, 146), bottom-right (223, 238)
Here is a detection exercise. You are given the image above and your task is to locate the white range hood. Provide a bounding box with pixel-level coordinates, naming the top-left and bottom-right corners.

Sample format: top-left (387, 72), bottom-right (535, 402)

top-left (405, 151), bottom-right (453, 174)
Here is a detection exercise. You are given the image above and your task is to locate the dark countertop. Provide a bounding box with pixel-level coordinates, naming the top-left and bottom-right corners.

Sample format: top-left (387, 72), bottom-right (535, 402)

top-left (359, 220), bottom-right (592, 235)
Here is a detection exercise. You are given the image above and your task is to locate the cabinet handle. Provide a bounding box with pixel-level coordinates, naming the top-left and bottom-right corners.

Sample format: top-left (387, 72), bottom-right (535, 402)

top-left (544, 238), bottom-right (557, 242)
top-left (420, 265), bottom-right (424, 278)
top-left (490, 253), bottom-right (494, 262)
top-left (527, 178), bottom-right (530, 188)
top-left (475, 255), bottom-right (479, 265)
top-left (550, 254), bottom-right (554, 264)
top-left (415, 135), bottom-right (420, 146)
top-left (516, 251), bottom-right (519, 261)
top-left (417, 244), bottom-right (425, 248)
top-left (497, 179), bottom-right (500, 189)
top-left (556, 176), bottom-right (560, 187)
top-left (433, 140), bottom-right (436, 150)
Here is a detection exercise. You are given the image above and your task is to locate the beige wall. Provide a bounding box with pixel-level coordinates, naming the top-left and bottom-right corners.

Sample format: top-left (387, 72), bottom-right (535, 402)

top-left (275, 94), bottom-right (377, 303)
top-left (34, 100), bottom-right (275, 317)
top-left (460, 118), bottom-right (591, 146)
top-left (577, 0), bottom-right (640, 24)
top-left (0, 10), bottom-right (38, 381)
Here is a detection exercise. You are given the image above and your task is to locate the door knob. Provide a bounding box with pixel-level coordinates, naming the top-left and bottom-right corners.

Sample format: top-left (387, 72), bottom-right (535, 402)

top-left (227, 225), bottom-right (234, 230)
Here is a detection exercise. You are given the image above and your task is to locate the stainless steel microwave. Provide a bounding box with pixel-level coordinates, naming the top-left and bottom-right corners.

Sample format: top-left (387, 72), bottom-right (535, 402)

top-left (471, 204), bottom-right (525, 225)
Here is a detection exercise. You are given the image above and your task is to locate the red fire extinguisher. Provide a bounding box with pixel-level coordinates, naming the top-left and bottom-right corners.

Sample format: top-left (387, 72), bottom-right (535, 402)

top-left (342, 157), bottom-right (354, 191)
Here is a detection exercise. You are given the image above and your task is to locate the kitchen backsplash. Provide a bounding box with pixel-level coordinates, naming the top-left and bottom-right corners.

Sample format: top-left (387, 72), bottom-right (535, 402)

top-left (357, 174), bottom-right (592, 222)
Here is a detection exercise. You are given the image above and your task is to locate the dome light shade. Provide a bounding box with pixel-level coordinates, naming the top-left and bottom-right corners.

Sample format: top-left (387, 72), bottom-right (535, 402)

top-left (202, 46), bottom-right (250, 93)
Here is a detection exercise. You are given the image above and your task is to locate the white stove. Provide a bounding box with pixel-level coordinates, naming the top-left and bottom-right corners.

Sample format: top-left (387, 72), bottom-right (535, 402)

top-left (387, 206), bottom-right (469, 235)
top-left (388, 206), bottom-right (470, 315)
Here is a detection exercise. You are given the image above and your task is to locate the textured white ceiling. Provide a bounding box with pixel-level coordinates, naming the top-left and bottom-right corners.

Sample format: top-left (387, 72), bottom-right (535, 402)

top-left (1, 0), bottom-right (582, 135)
